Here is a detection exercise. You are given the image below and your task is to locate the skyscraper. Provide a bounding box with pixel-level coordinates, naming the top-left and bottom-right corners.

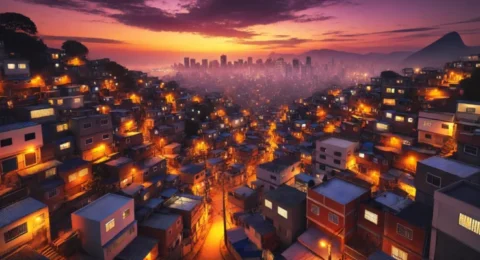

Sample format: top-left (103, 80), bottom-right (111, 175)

top-left (247, 57), bottom-right (253, 65)
top-left (202, 59), bottom-right (208, 69)
top-left (184, 57), bottom-right (190, 68)
top-left (190, 58), bottom-right (196, 68)
top-left (306, 56), bottom-right (312, 66)
top-left (220, 55), bottom-right (227, 67)
top-left (292, 58), bottom-right (300, 69)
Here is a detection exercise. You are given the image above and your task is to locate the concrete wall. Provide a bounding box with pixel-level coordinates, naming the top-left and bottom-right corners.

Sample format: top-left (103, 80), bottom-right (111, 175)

top-left (0, 124), bottom-right (43, 158)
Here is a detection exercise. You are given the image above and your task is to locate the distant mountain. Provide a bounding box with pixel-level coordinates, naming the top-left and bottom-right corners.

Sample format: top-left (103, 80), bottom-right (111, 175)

top-left (404, 32), bottom-right (480, 67)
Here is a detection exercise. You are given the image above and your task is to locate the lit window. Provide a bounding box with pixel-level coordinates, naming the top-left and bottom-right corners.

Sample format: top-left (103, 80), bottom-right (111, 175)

top-left (105, 219), bottom-right (115, 232)
top-left (407, 118), bottom-right (414, 123)
top-left (24, 152), bottom-right (36, 166)
top-left (45, 168), bottom-right (56, 178)
top-left (383, 99), bottom-right (396, 106)
top-left (364, 210), bottom-right (378, 225)
top-left (57, 99), bottom-right (63, 105)
top-left (376, 123), bottom-right (388, 131)
top-left (55, 63), bottom-right (59, 68)
top-left (123, 209), bottom-right (130, 219)
top-left (78, 168), bottom-right (88, 177)
top-left (7, 63), bottom-right (15, 69)
top-left (18, 63), bottom-right (27, 69)
top-left (386, 88), bottom-right (395, 94)
top-left (60, 142), bottom-right (70, 150)
top-left (396, 223), bottom-right (413, 240)
top-left (68, 173), bottom-right (78, 183)
top-left (277, 206), bottom-right (288, 219)
top-left (143, 192), bottom-right (150, 201)
top-left (386, 112), bottom-right (392, 118)
top-left (391, 245), bottom-right (408, 260)
top-left (398, 89), bottom-right (405, 94)
top-left (459, 213), bottom-right (480, 235)
top-left (426, 173), bottom-right (441, 188)
top-left (30, 108), bottom-right (54, 119)
top-left (328, 212), bottom-right (339, 225)
top-left (311, 204), bottom-right (320, 215)
top-left (265, 199), bottom-right (272, 209)
top-left (423, 121), bottom-right (432, 127)
top-left (74, 98), bottom-right (81, 103)
top-left (466, 107), bottom-right (476, 113)
top-left (57, 123), bottom-right (68, 132)
top-left (359, 153), bottom-right (365, 158)
top-left (395, 116), bottom-right (405, 122)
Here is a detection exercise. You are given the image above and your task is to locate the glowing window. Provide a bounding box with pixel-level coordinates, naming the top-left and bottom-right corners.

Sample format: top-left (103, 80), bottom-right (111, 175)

top-left (265, 199), bottom-right (272, 209)
top-left (407, 118), bottom-right (414, 123)
top-left (68, 173), bottom-right (78, 183)
top-left (7, 63), bottom-right (15, 69)
top-left (277, 206), bottom-right (288, 219)
top-left (395, 116), bottom-right (405, 122)
top-left (74, 98), bottom-right (81, 103)
top-left (386, 112), bottom-right (392, 118)
top-left (391, 246), bottom-right (408, 260)
top-left (18, 64), bottom-right (27, 69)
top-left (364, 210), bottom-right (378, 225)
top-left (60, 142), bottom-right (70, 150)
top-left (45, 168), bottom-right (56, 178)
top-left (57, 99), bottom-right (63, 105)
top-left (30, 108), bottom-right (54, 119)
top-left (78, 168), bottom-right (88, 177)
top-left (123, 209), bottom-right (130, 219)
top-left (105, 219), bottom-right (115, 232)
top-left (376, 123), bottom-right (388, 131)
top-left (359, 153), bottom-right (365, 158)
top-left (57, 123), bottom-right (68, 132)
top-left (459, 213), bottom-right (480, 235)
top-left (383, 99), bottom-right (396, 106)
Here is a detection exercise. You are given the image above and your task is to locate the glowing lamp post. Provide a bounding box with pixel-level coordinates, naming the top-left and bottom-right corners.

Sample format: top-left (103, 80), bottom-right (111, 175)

top-left (319, 240), bottom-right (332, 260)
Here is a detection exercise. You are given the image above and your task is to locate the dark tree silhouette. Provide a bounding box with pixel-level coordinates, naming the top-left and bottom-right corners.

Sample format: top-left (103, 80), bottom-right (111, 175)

top-left (460, 68), bottom-right (480, 102)
top-left (0, 12), bottom-right (37, 35)
top-left (62, 40), bottom-right (89, 57)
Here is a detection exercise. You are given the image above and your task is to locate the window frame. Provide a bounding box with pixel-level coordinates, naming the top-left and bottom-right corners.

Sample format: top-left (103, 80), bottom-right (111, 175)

top-left (24, 132), bottom-right (36, 141)
top-left (364, 209), bottom-right (378, 225)
top-left (396, 223), bottom-right (413, 240)
top-left (426, 173), bottom-right (441, 188)
top-left (1, 138), bottom-right (13, 147)
top-left (264, 199), bottom-right (272, 209)
top-left (328, 212), bottom-right (339, 225)
top-left (463, 145), bottom-right (478, 156)
top-left (105, 219), bottom-right (115, 232)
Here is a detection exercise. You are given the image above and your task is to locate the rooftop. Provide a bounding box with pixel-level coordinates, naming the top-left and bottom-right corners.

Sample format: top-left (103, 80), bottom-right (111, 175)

top-left (116, 235), bottom-right (159, 260)
top-left (374, 191), bottom-right (413, 213)
top-left (419, 156), bottom-right (480, 178)
top-left (281, 242), bottom-right (321, 260)
top-left (57, 158), bottom-right (88, 173)
top-left (312, 178), bottom-right (368, 205)
top-left (0, 197), bottom-right (47, 228)
top-left (106, 157), bottom-right (132, 167)
top-left (265, 185), bottom-right (306, 208)
top-left (180, 164), bottom-right (204, 175)
top-left (440, 180), bottom-right (480, 208)
top-left (320, 137), bottom-right (357, 149)
top-left (242, 213), bottom-right (275, 235)
top-left (396, 201), bottom-right (433, 227)
top-left (233, 186), bottom-right (255, 198)
top-left (140, 213), bottom-right (180, 230)
top-left (17, 160), bottom-right (62, 177)
top-left (0, 121), bottom-right (38, 133)
top-left (73, 193), bottom-right (132, 222)
top-left (168, 196), bottom-right (201, 212)
top-left (258, 156), bottom-right (299, 173)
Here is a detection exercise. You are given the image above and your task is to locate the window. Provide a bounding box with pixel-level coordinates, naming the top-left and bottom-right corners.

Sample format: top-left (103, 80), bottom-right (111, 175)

top-left (407, 117), bottom-right (414, 123)
top-left (398, 89), bottom-right (405, 94)
top-left (265, 199), bottom-right (272, 209)
top-left (85, 138), bottom-right (93, 145)
top-left (68, 173), bottom-right (77, 182)
top-left (57, 123), bottom-right (68, 132)
top-left (364, 210), bottom-right (378, 225)
top-left (425, 134), bottom-right (432, 139)
top-left (319, 164), bottom-right (326, 170)
top-left (311, 204), bottom-right (320, 215)
top-left (277, 206), bottom-right (288, 219)
top-left (4, 222), bottom-right (27, 243)
top-left (459, 213), bottom-right (480, 235)
top-left (395, 116), bottom-right (405, 122)
top-left (320, 154), bottom-right (326, 160)
top-left (83, 123), bottom-right (92, 129)
top-left (105, 219), bottom-right (115, 232)
top-left (57, 99), bottom-right (63, 105)
top-left (383, 98), bottom-right (396, 106)
top-left (30, 108), bottom-right (54, 119)
top-left (320, 147), bottom-right (326, 152)
top-left (74, 98), bottom-right (81, 103)
top-left (441, 124), bottom-right (449, 129)
top-left (423, 121), bottom-right (432, 127)
top-left (426, 173), bottom-right (441, 187)
top-left (125, 138), bottom-right (131, 144)
top-left (100, 119), bottom-right (108, 125)
top-left (78, 168), bottom-right (88, 177)
top-left (143, 192), bottom-right (150, 201)
top-left (396, 223), bottom-right (413, 240)
top-left (24, 133), bottom-right (36, 141)
top-left (7, 63), bottom-right (15, 69)
top-left (47, 188), bottom-right (57, 198)
top-left (45, 168), bottom-right (56, 178)
top-left (102, 134), bottom-right (110, 140)
top-left (2, 157), bottom-right (18, 174)
top-left (386, 88), bottom-right (395, 94)
top-left (333, 159), bottom-right (341, 165)
top-left (123, 209), bottom-right (130, 219)
top-left (466, 107), bottom-right (476, 113)
top-left (1, 138), bottom-right (12, 147)
top-left (464, 145), bottom-right (478, 156)
top-left (328, 212), bottom-right (339, 225)
top-left (334, 151), bottom-right (342, 157)
top-left (359, 153), bottom-right (365, 158)
top-left (18, 63), bottom-right (27, 69)
top-left (386, 112), bottom-right (392, 118)
top-left (24, 152), bottom-right (36, 166)
top-left (60, 142), bottom-right (70, 150)
top-left (391, 246), bottom-right (408, 260)
top-left (376, 123), bottom-right (388, 131)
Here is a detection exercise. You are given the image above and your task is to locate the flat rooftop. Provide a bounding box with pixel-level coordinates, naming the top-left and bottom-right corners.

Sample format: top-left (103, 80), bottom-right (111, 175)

top-left (258, 156), bottom-right (299, 173)
top-left (374, 192), bottom-right (413, 213)
top-left (265, 185), bottom-right (306, 208)
top-left (312, 178), bottom-right (368, 205)
top-left (106, 157), bottom-right (132, 167)
top-left (233, 186), bottom-right (255, 198)
top-left (0, 121), bottom-right (38, 133)
top-left (320, 137), bottom-right (357, 149)
top-left (140, 213), bottom-right (180, 230)
top-left (0, 197), bottom-right (47, 228)
top-left (441, 180), bottom-right (480, 208)
top-left (420, 156), bottom-right (480, 178)
top-left (168, 196), bottom-right (201, 212)
top-left (73, 193), bottom-right (132, 221)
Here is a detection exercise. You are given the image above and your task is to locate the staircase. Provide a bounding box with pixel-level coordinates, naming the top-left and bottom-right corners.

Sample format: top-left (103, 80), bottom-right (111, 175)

top-left (38, 244), bottom-right (66, 260)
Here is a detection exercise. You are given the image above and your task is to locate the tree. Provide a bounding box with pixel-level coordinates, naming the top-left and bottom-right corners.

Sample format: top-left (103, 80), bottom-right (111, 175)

top-left (460, 68), bottom-right (480, 102)
top-left (0, 12), bottom-right (37, 35)
top-left (62, 40), bottom-right (89, 57)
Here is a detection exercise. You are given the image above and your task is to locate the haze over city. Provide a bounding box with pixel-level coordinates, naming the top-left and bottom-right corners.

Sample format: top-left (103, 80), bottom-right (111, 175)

top-left (3, 0), bottom-right (480, 70)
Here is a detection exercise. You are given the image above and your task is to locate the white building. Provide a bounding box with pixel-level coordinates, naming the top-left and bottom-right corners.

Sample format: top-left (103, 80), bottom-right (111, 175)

top-left (71, 193), bottom-right (137, 260)
top-left (256, 156), bottom-right (301, 191)
top-left (417, 111), bottom-right (455, 148)
top-left (315, 137), bottom-right (358, 176)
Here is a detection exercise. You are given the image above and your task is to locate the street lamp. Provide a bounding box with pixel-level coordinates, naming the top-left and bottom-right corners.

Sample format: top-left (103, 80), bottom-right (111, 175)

top-left (320, 240), bottom-right (332, 260)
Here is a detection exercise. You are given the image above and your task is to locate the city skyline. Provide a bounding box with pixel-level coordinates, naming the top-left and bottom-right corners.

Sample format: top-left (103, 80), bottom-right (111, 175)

top-left (2, 0), bottom-right (480, 70)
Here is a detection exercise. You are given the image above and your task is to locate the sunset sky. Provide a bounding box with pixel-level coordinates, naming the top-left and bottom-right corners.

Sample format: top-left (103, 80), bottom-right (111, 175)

top-left (2, 0), bottom-right (480, 70)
